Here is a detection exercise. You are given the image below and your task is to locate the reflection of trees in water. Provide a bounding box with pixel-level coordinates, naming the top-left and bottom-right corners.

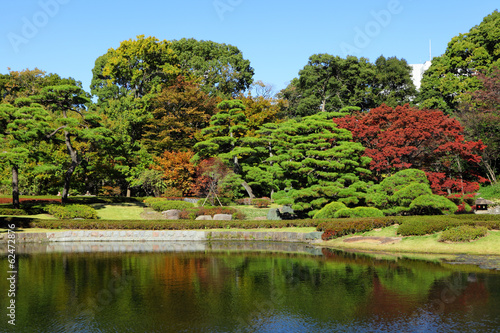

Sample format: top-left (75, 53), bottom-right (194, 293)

top-left (1, 250), bottom-right (499, 331)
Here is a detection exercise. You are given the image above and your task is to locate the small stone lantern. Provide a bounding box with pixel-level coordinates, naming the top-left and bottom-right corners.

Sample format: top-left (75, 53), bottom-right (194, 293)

top-left (475, 197), bottom-right (494, 211)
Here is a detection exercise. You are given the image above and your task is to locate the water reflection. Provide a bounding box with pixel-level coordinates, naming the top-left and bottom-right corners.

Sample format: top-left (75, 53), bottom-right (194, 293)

top-left (0, 242), bottom-right (499, 332)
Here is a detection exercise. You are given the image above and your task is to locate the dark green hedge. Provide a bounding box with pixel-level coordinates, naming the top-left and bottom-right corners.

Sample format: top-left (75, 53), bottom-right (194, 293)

top-left (316, 217), bottom-right (400, 241)
top-left (22, 219), bottom-right (320, 230)
top-left (143, 198), bottom-right (194, 212)
top-left (0, 208), bottom-right (28, 215)
top-left (0, 217), bottom-right (37, 228)
top-left (46, 204), bottom-right (98, 219)
top-left (397, 216), bottom-right (500, 236)
top-left (439, 225), bottom-right (488, 242)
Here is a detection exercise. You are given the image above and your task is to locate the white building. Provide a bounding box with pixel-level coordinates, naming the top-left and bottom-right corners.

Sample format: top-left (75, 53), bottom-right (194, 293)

top-left (409, 61), bottom-right (432, 90)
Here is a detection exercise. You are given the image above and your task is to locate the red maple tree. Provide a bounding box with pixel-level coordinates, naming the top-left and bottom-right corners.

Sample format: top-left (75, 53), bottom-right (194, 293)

top-left (334, 104), bottom-right (486, 194)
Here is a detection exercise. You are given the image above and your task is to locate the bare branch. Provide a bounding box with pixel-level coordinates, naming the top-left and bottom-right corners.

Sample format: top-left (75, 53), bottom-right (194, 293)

top-left (46, 125), bottom-right (67, 139)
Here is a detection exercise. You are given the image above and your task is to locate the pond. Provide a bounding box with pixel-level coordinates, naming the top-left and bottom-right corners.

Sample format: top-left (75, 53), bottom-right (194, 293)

top-left (1, 241), bottom-right (499, 332)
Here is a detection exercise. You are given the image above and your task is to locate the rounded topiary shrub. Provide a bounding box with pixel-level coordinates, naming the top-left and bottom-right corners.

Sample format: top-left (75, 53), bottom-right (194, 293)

top-left (334, 207), bottom-right (384, 218)
top-left (252, 198), bottom-right (271, 208)
top-left (46, 204), bottom-right (98, 219)
top-left (392, 182), bottom-right (433, 207)
top-left (144, 198), bottom-right (194, 212)
top-left (439, 225), bottom-right (488, 242)
top-left (409, 194), bottom-right (458, 215)
top-left (313, 201), bottom-right (347, 219)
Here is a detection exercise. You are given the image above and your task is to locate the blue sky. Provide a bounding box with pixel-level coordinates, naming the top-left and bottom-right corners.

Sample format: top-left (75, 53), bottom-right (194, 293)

top-left (1, 0), bottom-right (498, 94)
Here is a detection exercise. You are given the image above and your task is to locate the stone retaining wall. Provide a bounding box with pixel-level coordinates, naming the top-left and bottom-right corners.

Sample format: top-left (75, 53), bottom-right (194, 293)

top-left (0, 230), bottom-right (323, 244)
top-left (0, 241), bottom-right (324, 256)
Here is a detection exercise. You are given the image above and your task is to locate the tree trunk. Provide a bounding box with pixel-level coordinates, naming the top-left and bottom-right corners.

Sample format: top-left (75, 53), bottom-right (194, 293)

top-left (241, 180), bottom-right (255, 199)
top-left (12, 164), bottom-right (20, 209)
top-left (61, 131), bottom-right (80, 204)
top-left (483, 159), bottom-right (498, 184)
top-left (126, 186), bottom-right (131, 197)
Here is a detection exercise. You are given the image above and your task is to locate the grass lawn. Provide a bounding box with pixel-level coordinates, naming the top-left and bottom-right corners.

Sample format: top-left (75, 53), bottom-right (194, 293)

top-left (323, 226), bottom-right (500, 255)
top-left (91, 202), bottom-right (146, 220)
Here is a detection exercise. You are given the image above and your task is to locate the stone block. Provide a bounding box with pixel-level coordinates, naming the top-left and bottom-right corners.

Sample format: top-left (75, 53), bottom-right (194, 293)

top-left (195, 215), bottom-right (213, 220)
top-left (266, 208), bottom-right (281, 220)
top-left (162, 209), bottom-right (181, 220)
top-left (213, 214), bottom-right (232, 220)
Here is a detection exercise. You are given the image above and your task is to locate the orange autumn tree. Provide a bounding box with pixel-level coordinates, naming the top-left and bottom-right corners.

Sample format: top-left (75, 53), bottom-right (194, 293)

top-left (153, 151), bottom-right (196, 196)
top-left (144, 76), bottom-right (218, 154)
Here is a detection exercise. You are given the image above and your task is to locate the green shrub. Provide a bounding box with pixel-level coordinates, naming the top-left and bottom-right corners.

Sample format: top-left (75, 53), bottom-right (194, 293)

top-left (0, 208), bottom-right (27, 215)
top-left (252, 198), bottom-right (271, 208)
top-left (144, 198), bottom-right (194, 212)
top-left (366, 169), bottom-right (434, 215)
top-left (313, 201), bottom-right (347, 219)
top-left (334, 207), bottom-right (384, 218)
top-left (391, 183), bottom-right (433, 207)
top-left (236, 198), bottom-right (253, 205)
top-left (478, 183), bottom-right (500, 200)
top-left (409, 194), bottom-right (458, 215)
top-left (439, 225), bottom-right (488, 242)
top-left (397, 219), bottom-right (451, 236)
top-left (27, 218), bottom-right (320, 230)
top-left (46, 204), bottom-right (98, 219)
top-left (396, 215), bottom-right (499, 236)
top-left (317, 217), bottom-right (398, 240)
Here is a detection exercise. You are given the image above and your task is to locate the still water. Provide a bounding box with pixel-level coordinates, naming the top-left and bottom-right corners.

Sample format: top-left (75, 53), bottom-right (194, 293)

top-left (1, 241), bottom-right (499, 333)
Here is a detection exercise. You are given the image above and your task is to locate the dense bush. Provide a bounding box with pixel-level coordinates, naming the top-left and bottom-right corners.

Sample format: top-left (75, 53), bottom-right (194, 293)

top-left (366, 169), bottom-right (434, 215)
top-left (144, 198), bottom-right (194, 212)
top-left (28, 218), bottom-right (320, 230)
top-left (179, 206), bottom-right (245, 220)
top-left (409, 194), bottom-right (458, 215)
top-left (46, 204), bottom-right (98, 219)
top-left (397, 219), bottom-right (452, 236)
top-left (446, 193), bottom-right (476, 206)
top-left (397, 215), bottom-right (500, 236)
top-left (392, 183), bottom-right (433, 207)
top-left (317, 217), bottom-right (399, 240)
top-left (439, 225), bottom-right (488, 242)
top-left (478, 183), bottom-right (500, 201)
top-left (236, 198), bottom-right (253, 205)
top-left (0, 197), bottom-right (61, 204)
top-left (0, 208), bottom-right (27, 215)
top-left (313, 201), bottom-right (347, 219)
top-left (0, 217), bottom-right (36, 228)
top-left (0, 200), bottom-right (63, 215)
top-left (334, 207), bottom-right (384, 218)
top-left (252, 197), bottom-right (271, 208)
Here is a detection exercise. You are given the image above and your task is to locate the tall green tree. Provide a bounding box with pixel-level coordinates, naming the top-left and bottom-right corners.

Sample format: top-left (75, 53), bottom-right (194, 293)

top-left (373, 56), bottom-right (416, 107)
top-left (144, 76), bottom-right (217, 154)
top-left (281, 54), bottom-right (415, 117)
top-left (261, 111), bottom-right (372, 217)
top-left (0, 101), bottom-right (49, 208)
top-left (2, 68), bottom-right (83, 104)
top-left (193, 99), bottom-right (256, 198)
top-left (171, 38), bottom-right (254, 98)
top-left (288, 54), bottom-right (376, 116)
top-left (32, 85), bottom-right (110, 203)
top-left (417, 10), bottom-right (500, 113)
top-left (90, 35), bottom-right (180, 194)
top-left (458, 67), bottom-right (500, 183)
top-left (91, 35), bottom-right (179, 102)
